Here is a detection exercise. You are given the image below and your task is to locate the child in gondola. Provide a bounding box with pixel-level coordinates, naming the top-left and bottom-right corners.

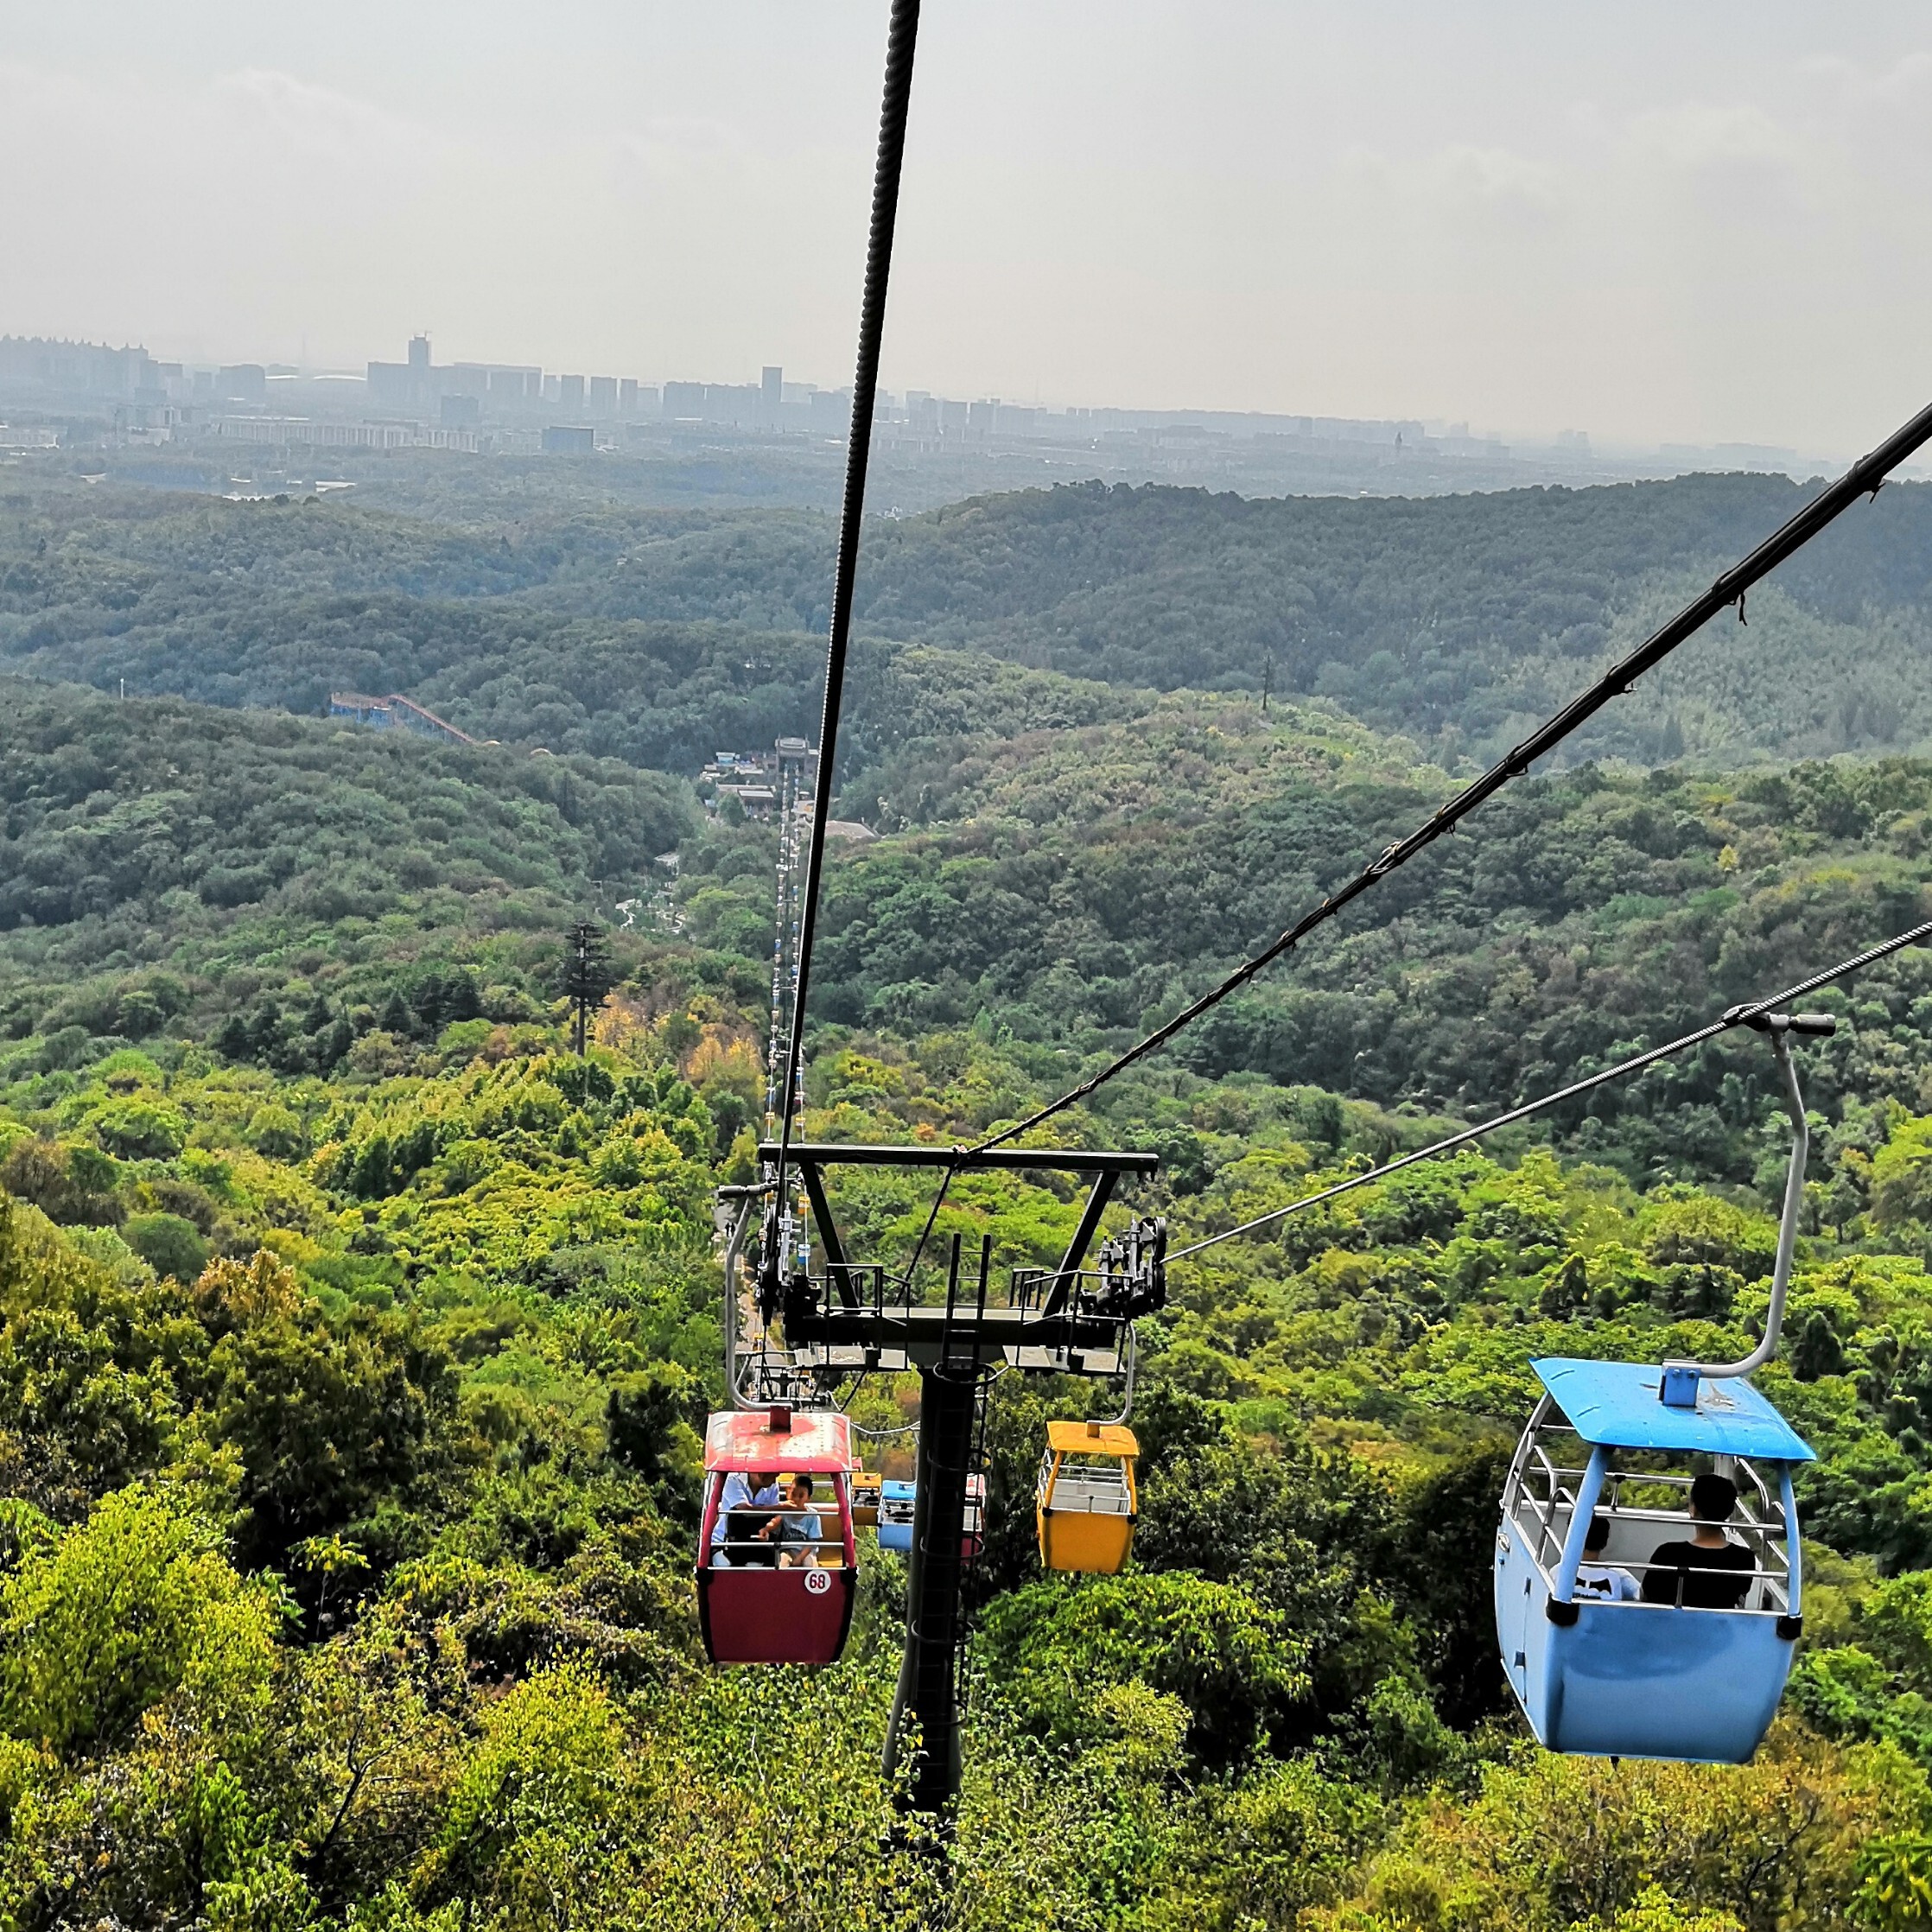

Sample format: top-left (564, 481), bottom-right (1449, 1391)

top-left (775, 1472), bottom-right (823, 1567)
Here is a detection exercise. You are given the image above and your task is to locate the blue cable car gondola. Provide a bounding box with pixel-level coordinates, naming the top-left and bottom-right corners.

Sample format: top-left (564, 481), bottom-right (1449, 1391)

top-left (1496, 1357), bottom-right (1814, 1762)
top-left (1494, 1007), bottom-right (1833, 1764)
top-left (875, 1474), bottom-right (983, 1556)
top-left (877, 1478), bottom-right (916, 1554)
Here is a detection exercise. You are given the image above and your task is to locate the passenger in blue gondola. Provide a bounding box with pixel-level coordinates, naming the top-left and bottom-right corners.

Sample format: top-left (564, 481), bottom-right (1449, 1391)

top-left (1639, 1472), bottom-right (1757, 1608)
top-left (713, 1468), bottom-right (783, 1567)
top-left (775, 1473), bottom-right (823, 1568)
top-left (1574, 1511), bottom-right (1640, 1602)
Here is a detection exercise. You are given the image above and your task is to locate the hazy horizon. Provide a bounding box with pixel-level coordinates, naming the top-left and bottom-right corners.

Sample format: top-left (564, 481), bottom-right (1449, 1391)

top-left (4, 3), bottom-right (1931, 454)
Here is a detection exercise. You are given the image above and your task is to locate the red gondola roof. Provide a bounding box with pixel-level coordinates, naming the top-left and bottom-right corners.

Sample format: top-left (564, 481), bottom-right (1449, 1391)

top-left (703, 1408), bottom-right (855, 1474)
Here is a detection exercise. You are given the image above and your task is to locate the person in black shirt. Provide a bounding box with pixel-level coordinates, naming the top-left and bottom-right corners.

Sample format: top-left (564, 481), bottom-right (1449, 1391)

top-left (1575, 1510), bottom-right (1641, 1602)
top-left (1639, 1471), bottom-right (1758, 1609)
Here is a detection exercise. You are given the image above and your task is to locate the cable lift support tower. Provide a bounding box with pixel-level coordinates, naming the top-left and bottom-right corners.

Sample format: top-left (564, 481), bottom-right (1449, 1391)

top-left (763, 735), bottom-right (816, 1281)
top-left (716, 1144), bottom-right (1165, 1817)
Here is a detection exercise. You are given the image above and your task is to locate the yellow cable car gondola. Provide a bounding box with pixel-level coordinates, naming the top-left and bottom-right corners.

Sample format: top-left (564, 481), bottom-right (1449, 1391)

top-left (851, 1469), bottom-right (882, 1529)
top-left (1036, 1420), bottom-right (1139, 1573)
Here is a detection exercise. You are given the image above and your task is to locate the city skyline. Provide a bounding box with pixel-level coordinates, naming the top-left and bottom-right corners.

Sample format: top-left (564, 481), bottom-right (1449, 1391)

top-left (3, 4), bottom-right (1931, 454)
top-left (0, 323), bottom-right (1847, 472)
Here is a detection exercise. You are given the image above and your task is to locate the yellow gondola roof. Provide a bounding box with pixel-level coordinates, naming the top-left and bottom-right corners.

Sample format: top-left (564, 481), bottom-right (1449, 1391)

top-left (1045, 1420), bottom-right (1139, 1456)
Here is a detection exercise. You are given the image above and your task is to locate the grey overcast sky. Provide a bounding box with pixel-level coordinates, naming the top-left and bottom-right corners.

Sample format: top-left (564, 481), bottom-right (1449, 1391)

top-left (3, 2), bottom-right (1929, 450)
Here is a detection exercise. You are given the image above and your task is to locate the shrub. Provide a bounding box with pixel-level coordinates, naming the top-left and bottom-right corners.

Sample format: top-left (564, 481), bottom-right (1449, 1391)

top-left (978, 1571), bottom-right (1310, 1770)
top-left (89, 1096), bottom-right (188, 1160)
top-left (0, 1488), bottom-right (277, 1753)
top-left (124, 1211), bottom-right (209, 1282)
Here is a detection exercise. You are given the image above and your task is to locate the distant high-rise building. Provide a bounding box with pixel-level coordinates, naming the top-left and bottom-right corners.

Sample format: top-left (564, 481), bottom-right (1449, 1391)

top-left (663, 381), bottom-right (705, 418)
top-left (762, 365), bottom-right (782, 425)
top-left (706, 383), bottom-right (759, 425)
top-left (588, 375), bottom-right (617, 416)
top-left (219, 364), bottom-right (268, 405)
top-left (0, 337), bottom-right (152, 398)
top-left (619, 378), bottom-right (638, 416)
top-left (408, 335), bottom-right (430, 373)
top-left (560, 374), bottom-right (585, 412)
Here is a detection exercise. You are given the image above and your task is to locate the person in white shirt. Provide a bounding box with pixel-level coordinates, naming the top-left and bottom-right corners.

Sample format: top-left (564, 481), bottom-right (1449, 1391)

top-left (711, 1469), bottom-right (781, 1566)
top-left (1575, 1510), bottom-right (1642, 1602)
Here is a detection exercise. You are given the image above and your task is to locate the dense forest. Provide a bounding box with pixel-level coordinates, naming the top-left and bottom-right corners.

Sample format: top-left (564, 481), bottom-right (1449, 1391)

top-left (8, 467), bottom-right (1932, 772)
top-left (9, 673), bottom-right (1932, 1198)
top-left (5, 462), bottom-right (1932, 1926)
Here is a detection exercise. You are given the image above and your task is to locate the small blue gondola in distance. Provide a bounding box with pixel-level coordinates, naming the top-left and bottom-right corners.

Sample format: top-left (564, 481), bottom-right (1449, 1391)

top-left (1496, 1357), bottom-right (1814, 1764)
top-left (877, 1479), bottom-right (917, 1553)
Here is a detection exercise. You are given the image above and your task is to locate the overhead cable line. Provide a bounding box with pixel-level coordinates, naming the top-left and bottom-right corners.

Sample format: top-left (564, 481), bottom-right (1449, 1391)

top-left (969, 398), bottom-right (1932, 1158)
top-left (771, 0), bottom-right (922, 1224)
top-left (1166, 912), bottom-right (1932, 1262)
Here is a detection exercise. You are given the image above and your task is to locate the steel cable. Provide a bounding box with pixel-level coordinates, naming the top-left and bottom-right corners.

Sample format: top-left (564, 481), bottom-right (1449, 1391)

top-left (772, 0), bottom-right (923, 1217)
top-left (1166, 912), bottom-right (1932, 1262)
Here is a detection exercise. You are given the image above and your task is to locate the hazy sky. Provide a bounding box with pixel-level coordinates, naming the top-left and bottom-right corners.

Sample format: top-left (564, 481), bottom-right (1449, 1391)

top-left (3, 2), bottom-right (1930, 451)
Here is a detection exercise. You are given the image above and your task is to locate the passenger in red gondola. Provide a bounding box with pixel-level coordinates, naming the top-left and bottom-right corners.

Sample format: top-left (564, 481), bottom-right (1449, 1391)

top-left (776, 1474), bottom-right (822, 1568)
top-left (696, 1408), bottom-right (860, 1665)
top-left (1640, 1472), bottom-right (1757, 1608)
top-left (713, 1468), bottom-right (781, 1567)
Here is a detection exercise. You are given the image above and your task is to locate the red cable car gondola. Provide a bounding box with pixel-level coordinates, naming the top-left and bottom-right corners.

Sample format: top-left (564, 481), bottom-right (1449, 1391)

top-left (695, 1405), bottom-right (858, 1666)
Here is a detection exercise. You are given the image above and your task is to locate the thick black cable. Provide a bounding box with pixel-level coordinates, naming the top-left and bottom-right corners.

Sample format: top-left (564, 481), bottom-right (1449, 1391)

top-left (772, 0), bottom-right (921, 1221)
top-left (970, 398), bottom-right (1932, 1157)
top-left (1167, 912), bottom-right (1932, 1261)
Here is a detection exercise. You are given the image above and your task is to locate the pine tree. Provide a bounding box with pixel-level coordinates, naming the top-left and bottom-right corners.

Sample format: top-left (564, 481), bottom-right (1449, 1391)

top-left (412, 977), bottom-right (445, 1039)
top-left (560, 922), bottom-right (613, 1058)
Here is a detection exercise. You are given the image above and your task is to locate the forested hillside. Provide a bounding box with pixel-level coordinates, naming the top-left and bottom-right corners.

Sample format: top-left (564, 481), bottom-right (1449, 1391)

top-left (8, 467), bottom-right (1932, 771)
top-left (6, 703), bottom-right (1932, 1922)
top-left (9, 466), bottom-right (1932, 1924)
top-left (680, 685), bottom-right (1932, 1199)
top-left (10, 674), bottom-right (1932, 1203)
top-left (0, 678), bottom-right (703, 1052)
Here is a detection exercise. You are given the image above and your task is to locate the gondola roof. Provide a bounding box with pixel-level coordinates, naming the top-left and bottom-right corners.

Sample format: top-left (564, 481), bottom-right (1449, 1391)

top-left (703, 1407), bottom-right (855, 1473)
top-left (1045, 1420), bottom-right (1139, 1455)
top-left (1532, 1357), bottom-right (1815, 1462)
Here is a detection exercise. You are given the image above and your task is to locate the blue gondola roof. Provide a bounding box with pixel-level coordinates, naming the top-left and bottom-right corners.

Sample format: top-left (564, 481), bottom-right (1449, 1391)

top-left (1531, 1357), bottom-right (1815, 1462)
